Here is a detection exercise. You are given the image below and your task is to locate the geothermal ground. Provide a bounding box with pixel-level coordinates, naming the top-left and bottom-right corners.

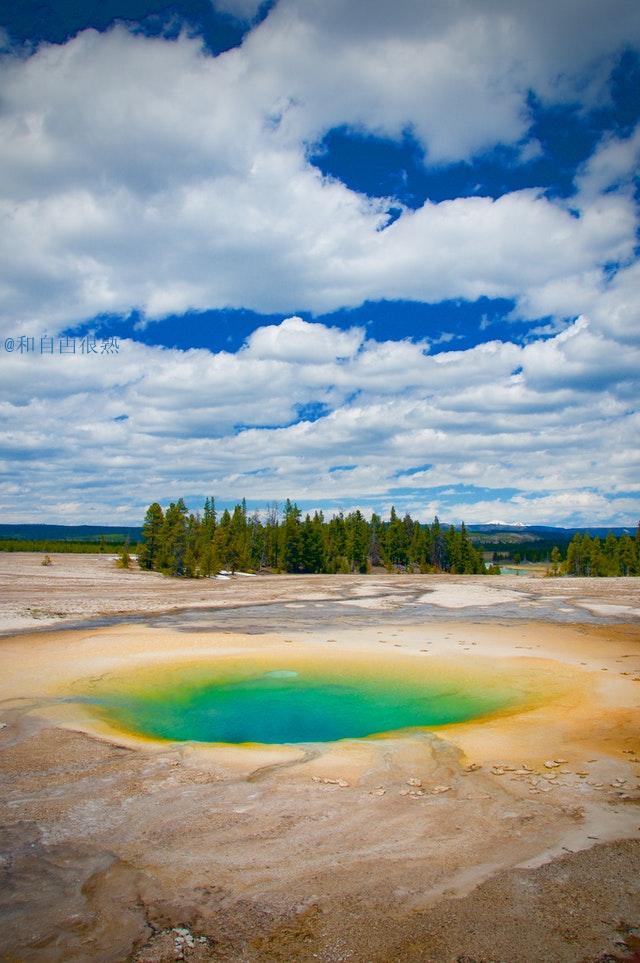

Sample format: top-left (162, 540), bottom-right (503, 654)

top-left (0, 554), bottom-right (639, 962)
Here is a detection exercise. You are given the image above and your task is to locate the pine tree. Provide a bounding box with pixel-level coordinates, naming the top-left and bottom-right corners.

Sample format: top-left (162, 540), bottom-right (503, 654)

top-left (227, 504), bottom-right (250, 572)
top-left (566, 533), bottom-right (581, 575)
top-left (264, 502), bottom-right (280, 570)
top-left (184, 514), bottom-right (200, 577)
top-left (158, 499), bottom-right (189, 575)
top-left (446, 525), bottom-right (462, 573)
top-left (300, 513), bottom-right (325, 572)
top-left (385, 506), bottom-right (409, 568)
top-left (137, 496), bottom-right (637, 581)
top-left (368, 513), bottom-right (382, 567)
top-left (138, 502), bottom-right (164, 570)
top-left (117, 536), bottom-right (132, 569)
top-left (282, 500), bottom-right (302, 572)
top-left (618, 533), bottom-right (636, 576)
top-left (431, 516), bottom-right (447, 571)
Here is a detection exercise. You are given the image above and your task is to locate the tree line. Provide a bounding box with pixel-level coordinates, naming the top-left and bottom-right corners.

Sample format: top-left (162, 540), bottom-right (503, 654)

top-left (138, 498), bottom-right (488, 577)
top-left (560, 530), bottom-right (640, 577)
top-left (0, 536), bottom-right (139, 554)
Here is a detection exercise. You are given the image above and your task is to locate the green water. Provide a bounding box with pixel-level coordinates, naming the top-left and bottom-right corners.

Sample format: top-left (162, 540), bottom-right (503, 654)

top-left (81, 662), bottom-right (525, 744)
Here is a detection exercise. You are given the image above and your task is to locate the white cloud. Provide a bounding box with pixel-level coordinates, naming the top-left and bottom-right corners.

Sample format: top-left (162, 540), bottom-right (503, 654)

top-left (0, 5), bottom-right (639, 524)
top-left (0, 318), bottom-right (638, 524)
top-left (212, 0), bottom-right (265, 22)
top-left (254, 0), bottom-right (640, 160)
top-left (244, 316), bottom-right (364, 362)
top-left (0, 11), bottom-right (639, 328)
top-left (443, 491), bottom-right (639, 528)
top-left (576, 124), bottom-right (640, 200)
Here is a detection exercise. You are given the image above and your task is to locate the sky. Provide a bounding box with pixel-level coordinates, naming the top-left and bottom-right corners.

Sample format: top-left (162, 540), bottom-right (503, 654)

top-left (0, 0), bottom-right (639, 527)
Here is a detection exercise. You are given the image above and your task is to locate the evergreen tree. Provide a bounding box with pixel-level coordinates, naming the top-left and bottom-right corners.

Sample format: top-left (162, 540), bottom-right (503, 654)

top-left (227, 504), bottom-right (250, 572)
top-left (602, 531), bottom-right (620, 576)
top-left (184, 514), bottom-right (200, 577)
top-left (368, 513), bottom-right (382, 567)
top-left (431, 516), bottom-right (447, 570)
top-left (138, 502), bottom-right (164, 570)
top-left (117, 536), bottom-right (132, 569)
top-left (346, 510), bottom-right (369, 572)
top-left (157, 499), bottom-right (189, 575)
top-left (137, 497), bottom-right (638, 580)
top-left (566, 533), bottom-right (582, 575)
top-left (618, 533), bottom-right (636, 576)
top-left (300, 513), bottom-right (325, 572)
top-left (549, 546), bottom-right (562, 576)
top-left (385, 506), bottom-right (409, 568)
top-left (212, 509), bottom-right (232, 570)
top-left (282, 500), bottom-right (302, 573)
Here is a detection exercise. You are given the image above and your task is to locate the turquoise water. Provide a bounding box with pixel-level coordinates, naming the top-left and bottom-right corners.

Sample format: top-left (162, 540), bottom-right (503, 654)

top-left (81, 662), bottom-right (523, 744)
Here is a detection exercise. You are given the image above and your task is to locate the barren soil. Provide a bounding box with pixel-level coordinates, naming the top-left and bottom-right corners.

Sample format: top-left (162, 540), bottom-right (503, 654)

top-left (0, 555), bottom-right (639, 962)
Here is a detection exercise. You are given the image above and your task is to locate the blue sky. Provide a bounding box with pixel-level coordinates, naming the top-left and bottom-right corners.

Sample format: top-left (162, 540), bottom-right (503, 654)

top-left (0, 0), bottom-right (639, 526)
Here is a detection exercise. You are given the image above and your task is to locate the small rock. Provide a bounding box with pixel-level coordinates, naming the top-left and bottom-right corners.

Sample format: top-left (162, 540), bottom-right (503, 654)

top-left (336, 779), bottom-right (349, 788)
top-left (407, 777), bottom-right (422, 787)
top-left (371, 788), bottom-right (386, 796)
top-left (464, 763), bottom-right (482, 773)
top-left (432, 785), bottom-right (452, 794)
top-left (544, 760), bottom-right (560, 769)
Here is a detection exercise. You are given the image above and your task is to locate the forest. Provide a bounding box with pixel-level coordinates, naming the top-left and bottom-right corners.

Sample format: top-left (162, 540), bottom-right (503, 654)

top-left (137, 498), bottom-right (489, 577)
top-left (0, 536), bottom-right (138, 554)
top-left (561, 530), bottom-right (640, 577)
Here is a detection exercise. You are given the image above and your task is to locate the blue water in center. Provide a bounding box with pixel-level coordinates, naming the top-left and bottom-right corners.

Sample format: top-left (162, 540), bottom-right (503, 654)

top-left (83, 664), bottom-right (521, 744)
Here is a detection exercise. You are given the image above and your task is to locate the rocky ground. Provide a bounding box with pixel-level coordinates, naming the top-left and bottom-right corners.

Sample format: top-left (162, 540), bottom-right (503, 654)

top-left (0, 552), bottom-right (639, 635)
top-left (0, 558), bottom-right (639, 962)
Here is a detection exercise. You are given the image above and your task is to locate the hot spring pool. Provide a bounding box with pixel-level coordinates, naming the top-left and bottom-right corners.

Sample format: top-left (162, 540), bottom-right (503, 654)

top-left (75, 655), bottom-right (541, 745)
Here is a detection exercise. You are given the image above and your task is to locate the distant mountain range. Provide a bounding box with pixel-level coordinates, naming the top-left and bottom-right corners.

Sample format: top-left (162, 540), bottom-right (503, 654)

top-left (0, 521), bottom-right (634, 544)
top-left (467, 523), bottom-right (634, 540)
top-left (0, 523), bottom-right (143, 542)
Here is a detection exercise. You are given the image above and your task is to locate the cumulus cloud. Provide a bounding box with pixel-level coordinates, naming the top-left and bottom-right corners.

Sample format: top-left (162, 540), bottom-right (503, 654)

top-left (576, 124), bottom-right (640, 200)
top-left (0, 318), bottom-right (638, 524)
top-left (212, 0), bottom-right (266, 22)
top-left (0, 9), bottom-right (639, 328)
top-left (243, 316), bottom-right (365, 362)
top-left (0, 3), bottom-right (639, 524)
top-left (254, 0), bottom-right (640, 158)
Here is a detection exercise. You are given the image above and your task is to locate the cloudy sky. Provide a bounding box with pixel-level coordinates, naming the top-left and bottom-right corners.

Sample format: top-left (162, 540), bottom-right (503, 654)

top-left (0, 0), bottom-right (639, 526)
